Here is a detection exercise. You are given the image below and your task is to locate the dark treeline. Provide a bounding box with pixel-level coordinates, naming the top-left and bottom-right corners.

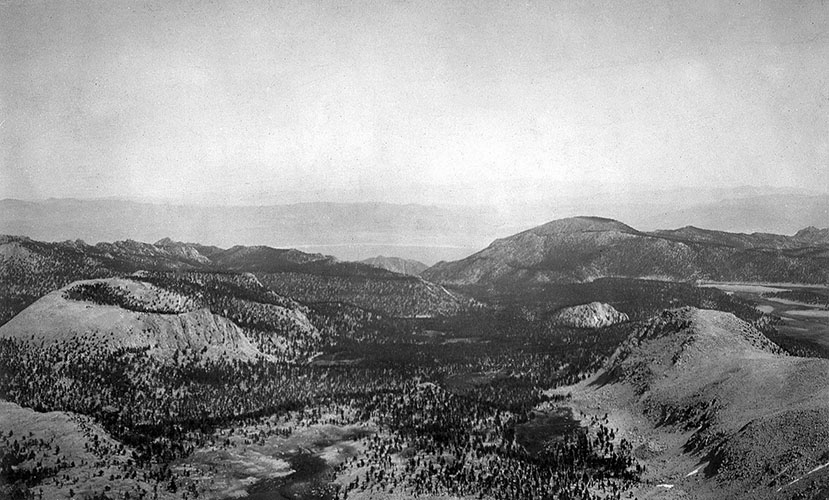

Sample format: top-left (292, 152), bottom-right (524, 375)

top-left (64, 282), bottom-right (194, 315)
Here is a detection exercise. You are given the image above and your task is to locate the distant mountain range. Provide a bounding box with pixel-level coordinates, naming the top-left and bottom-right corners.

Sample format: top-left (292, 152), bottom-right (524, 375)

top-left (2, 192), bottom-right (828, 263)
top-left (640, 193), bottom-right (829, 234)
top-left (422, 216), bottom-right (829, 290)
top-left (0, 234), bottom-right (474, 323)
top-left (0, 199), bottom-right (500, 264)
top-left (3, 212), bottom-right (829, 323)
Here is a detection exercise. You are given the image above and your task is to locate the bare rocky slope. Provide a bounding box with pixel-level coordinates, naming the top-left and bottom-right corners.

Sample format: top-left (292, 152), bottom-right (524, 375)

top-left (422, 216), bottom-right (829, 290)
top-left (557, 307), bottom-right (829, 499)
top-left (549, 301), bottom-right (629, 328)
top-left (0, 278), bottom-right (315, 361)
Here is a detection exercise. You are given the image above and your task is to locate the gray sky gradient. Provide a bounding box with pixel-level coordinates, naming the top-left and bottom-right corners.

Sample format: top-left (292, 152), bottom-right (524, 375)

top-left (2, 0), bottom-right (828, 207)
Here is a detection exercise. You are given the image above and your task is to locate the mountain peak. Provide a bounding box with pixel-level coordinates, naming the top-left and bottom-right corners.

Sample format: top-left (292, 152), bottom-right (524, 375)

top-left (154, 237), bottom-right (177, 246)
top-left (530, 216), bottom-right (638, 236)
top-left (794, 226), bottom-right (829, 244)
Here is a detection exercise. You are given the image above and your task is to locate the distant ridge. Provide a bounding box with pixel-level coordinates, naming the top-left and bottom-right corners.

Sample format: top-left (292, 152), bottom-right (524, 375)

top-left (0, 233), bottom-right (373, 274)
top-left (360, 256), bottom-right (428, 275)
top-left (4, 194), bottom-right (828, 263)
top-left (0, 198), bottom-right (503, 263)
top-left (422, 216), bottom-right (829, 289)
top-left (0, 234), bottom-right (475, 322)
top-left (653, 225), bottom-right (821, 249)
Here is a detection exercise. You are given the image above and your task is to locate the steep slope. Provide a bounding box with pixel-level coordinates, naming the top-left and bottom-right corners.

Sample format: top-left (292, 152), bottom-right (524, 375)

top-left (0, 278), bottom-right (264, 360)
top-left (133, 270), bottom-right (323, 357)
top-left (423, 217), bottom-right (829, 289)
top-left (360, 255), bottom-right (428, 275)
top-left (0, 272), bottom-right (331, 365)
top-left (549, 302), bottom-right (629, 328)
top-left (560, 308), bottom-right (829, 499)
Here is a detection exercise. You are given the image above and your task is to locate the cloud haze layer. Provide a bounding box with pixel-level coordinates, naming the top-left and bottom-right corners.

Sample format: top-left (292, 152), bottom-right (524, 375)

top-left (2, 0), bottom-right (828, 206)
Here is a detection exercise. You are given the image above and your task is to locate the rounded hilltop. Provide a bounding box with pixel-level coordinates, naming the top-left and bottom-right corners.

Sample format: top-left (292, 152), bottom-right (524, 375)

top-left (0, 277), bottom-right (318, 362)
top-left (525, 216), bottom-right (640, 236)
top-left (549, 301), bottom-right (629, 329)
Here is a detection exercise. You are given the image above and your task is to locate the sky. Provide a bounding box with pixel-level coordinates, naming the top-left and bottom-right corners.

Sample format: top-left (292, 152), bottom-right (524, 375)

top-left (2, 0), bottom-right (828, 208)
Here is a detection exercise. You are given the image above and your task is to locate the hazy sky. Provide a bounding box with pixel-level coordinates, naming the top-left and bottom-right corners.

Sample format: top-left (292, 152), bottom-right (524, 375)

top-left (2, 0), bottom-right (828, 206)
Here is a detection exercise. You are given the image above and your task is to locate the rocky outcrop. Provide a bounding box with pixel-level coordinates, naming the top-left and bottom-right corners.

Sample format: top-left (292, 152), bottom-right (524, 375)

top-left (549, 302), bottom-right (629, 328)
